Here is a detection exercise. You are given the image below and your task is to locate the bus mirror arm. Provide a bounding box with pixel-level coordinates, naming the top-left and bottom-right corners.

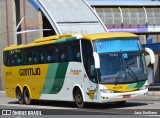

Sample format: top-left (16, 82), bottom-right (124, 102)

top-left (93, 52), bottom-right (100, 69)
top-left (145, 48), bottom-right (155, 64)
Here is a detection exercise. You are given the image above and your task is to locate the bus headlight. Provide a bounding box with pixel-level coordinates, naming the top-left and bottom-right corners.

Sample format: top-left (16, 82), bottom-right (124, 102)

top-left (140, 85), bottom-right (149, 90)
top-left (100, 89), bottom-right (114, 93)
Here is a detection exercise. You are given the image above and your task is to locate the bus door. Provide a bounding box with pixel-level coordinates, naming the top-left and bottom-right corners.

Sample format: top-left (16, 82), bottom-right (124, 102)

top-left (81, 40), bottom-right (98, 100)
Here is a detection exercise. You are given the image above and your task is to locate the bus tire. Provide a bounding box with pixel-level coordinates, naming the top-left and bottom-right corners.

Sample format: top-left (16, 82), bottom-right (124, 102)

top-left (115, 101), bottom-right (126, 106)
top-left (16, 87), bottom-right (24, 104)
top-left (23, 87), bottom-right (32, 105)
top-left (74, 88), bottom-right (85, 108)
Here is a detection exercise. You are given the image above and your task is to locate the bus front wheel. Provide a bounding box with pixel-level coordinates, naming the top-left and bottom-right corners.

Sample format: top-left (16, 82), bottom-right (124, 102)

top-left (16, 87), bottom-right (24, 104)
top-left (23, 88), bottom-right (32, 105)
top-left (74, 88), bottom-right (85, 108)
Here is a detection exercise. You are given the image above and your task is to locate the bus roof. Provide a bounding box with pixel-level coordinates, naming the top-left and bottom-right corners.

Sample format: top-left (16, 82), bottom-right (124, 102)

top-left (83, 32), bottom-right (138, 41)
top-left (3, 32), bottom-right (138, 51)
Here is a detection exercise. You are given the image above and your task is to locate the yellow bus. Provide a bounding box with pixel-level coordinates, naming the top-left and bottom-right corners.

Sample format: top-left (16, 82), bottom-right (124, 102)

top-left (3, 32), bottom-right (154, 108)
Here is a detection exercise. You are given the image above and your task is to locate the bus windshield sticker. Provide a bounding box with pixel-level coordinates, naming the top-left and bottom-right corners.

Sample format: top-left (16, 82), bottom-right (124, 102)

top-left (123, 53), bottom-right (128, 58)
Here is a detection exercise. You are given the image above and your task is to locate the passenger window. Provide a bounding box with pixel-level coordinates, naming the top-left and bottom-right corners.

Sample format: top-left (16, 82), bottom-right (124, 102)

top-left (67, 41), bottom-right (81, 62)
top-left (16, 49), bottom-right (22, 66)
top-left (33, 48), bottom-right (38, 64)
top-left (58, 43), bottom-right (68, 62)
top-left (38, 47), bottom-right (44, 64)
top-left (55, 48), bottom-right (59, 62)
top-left (68, 46), bottom-right (73, 61)
top-left (10, 51), bottom-right (15, 66)
top-left (22, 49), bottom-right (27, 65)
top-left (26, 48), bottom-right (34, 64)
top-left (3, 51), bottom-right (10, 66)
top-left (45, 45), bottom-right (55, 63)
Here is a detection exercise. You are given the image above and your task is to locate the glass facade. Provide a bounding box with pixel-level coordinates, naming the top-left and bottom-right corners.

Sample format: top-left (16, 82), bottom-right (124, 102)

top-left (94, 6), bottom-right (160, 84)
top-left (95, 7), bottom-right (160, 28)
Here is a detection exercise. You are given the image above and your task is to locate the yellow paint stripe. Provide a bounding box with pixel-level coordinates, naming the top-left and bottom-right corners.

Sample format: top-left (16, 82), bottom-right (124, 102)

top-left (104, 84), bottom-right (137, 92)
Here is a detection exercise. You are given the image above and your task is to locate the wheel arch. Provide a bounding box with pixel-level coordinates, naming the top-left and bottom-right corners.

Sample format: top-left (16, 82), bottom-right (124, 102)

top-left (23, 84), bottom-right (33, 99)
top-left (72, 84), bottom-right (86, 102)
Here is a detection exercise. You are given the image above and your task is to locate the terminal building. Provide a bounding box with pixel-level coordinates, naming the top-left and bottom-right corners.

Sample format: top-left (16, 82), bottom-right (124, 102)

top-left (0, 0), bottom-right (160, 89)
top-left (88, 0), bottom-right (160, 84)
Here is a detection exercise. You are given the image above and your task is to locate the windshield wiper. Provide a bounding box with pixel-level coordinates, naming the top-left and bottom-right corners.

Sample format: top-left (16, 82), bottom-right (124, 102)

top-left (126, 66), bottom-right (139, 83)
top-left (121, 52), bottom-right (139, 83)
top-left (120, 52), bottom-right (128, 82)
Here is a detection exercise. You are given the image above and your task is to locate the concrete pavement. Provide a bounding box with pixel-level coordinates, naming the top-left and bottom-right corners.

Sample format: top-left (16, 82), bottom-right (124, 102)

top-left (148, 91), bottom-right (160, 96)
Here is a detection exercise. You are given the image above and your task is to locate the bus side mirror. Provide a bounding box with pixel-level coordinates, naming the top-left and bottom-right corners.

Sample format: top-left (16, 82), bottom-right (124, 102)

top-left (145, 48), bottom-right (155, 64)
top-left (93, 52), bottom-right (100, 69)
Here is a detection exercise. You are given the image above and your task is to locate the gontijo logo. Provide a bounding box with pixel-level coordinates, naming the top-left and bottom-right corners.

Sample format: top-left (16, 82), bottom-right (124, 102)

top-left (19, 68), bottom-right (40, 76)
top-left (70, 69), bottom-right (82, 75)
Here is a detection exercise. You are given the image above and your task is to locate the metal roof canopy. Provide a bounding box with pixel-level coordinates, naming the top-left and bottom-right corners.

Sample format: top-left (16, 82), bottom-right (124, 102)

top-left (88, 1), bottom-right (160, 7)
top-left (33, 0), bottom-right (107, 34)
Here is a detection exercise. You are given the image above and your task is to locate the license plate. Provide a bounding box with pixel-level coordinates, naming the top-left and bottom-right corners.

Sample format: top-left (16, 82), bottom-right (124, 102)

top-left (123, 94), bottom-right (131, 98)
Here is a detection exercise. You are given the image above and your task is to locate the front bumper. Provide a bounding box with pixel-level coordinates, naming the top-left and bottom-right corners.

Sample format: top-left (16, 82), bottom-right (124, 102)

top-left (99, 89), bottom-right (148, 103)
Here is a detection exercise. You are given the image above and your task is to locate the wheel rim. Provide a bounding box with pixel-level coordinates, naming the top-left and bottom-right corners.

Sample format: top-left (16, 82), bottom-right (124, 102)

top-left (24, 89), bottom-right (29, 103)
top-left (18, 93), bottom-right (22, 101)
top-left (17, 89), bottom-right (23, 101)
top-left (75, 91), bottom-right (83, 106)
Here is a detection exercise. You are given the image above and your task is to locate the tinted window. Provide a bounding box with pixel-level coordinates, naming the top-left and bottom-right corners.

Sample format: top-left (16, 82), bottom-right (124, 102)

top-left (82, 40), bottom-right (97, 83)
top-left (67, 41), bottom-right (81, 62)
top-left (3, 40), bottom-right (81, 66)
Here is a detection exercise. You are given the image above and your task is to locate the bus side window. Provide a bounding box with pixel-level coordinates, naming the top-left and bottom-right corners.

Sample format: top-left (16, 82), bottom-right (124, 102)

top-left (76, 52), bottom-right (81, 62)
top-left (82, 40), bottom-right (97, 83)
top-left (55, 47), bottom-right (59, 62)
top-left (61, 53), bottom-right (66, 62)
top-left (17, 49), bottom-right (22, 66)
top-left (26, 48), bottom-right (33, 64)
top-left (22, 49), bottom-right (27, 65)
top-left (58, 43), bottom-right (68, 62)
top-left (45, 44), bottom-right (55, 63)
top-left (4, 52), bottom-right (8, 66)
top-left (14, 54), bottom-right (18, 66)
top-left (34, 48), bottom-right (39, 64)
top-left (67, 41), bottom-right (81, 62)
top-left (3, 51), bottom-right (10, 66)
top-left (68, 46), bottom-right (73, 61)
top-left (10, 51), bottom-right (15, 66)
top-left (38, 46), bottom-right (44, 64)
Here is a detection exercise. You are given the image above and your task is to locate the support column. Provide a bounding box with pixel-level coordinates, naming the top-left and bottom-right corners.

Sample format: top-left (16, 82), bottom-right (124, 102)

top-left (38, 11), bottom-right (43, 38)
top-left (22, 0), bottom-right (27, 44)
top-left (5, 0), bottom-right (10, 46)
top-left (12, 0), bottom-right (18, 45)
top-left (154, 55), bottom-right (159, 83)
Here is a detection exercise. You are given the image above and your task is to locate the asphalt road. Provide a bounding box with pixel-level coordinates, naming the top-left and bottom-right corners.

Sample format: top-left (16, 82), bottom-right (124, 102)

top-left (0, 91), bottom-right (160, 118)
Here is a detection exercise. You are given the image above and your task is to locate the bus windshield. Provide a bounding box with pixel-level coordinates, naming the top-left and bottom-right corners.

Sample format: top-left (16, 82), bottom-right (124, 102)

top-left (94, 38), bottom-right (147, 84)
top-left (98, 52), bottom-right (147, 84)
